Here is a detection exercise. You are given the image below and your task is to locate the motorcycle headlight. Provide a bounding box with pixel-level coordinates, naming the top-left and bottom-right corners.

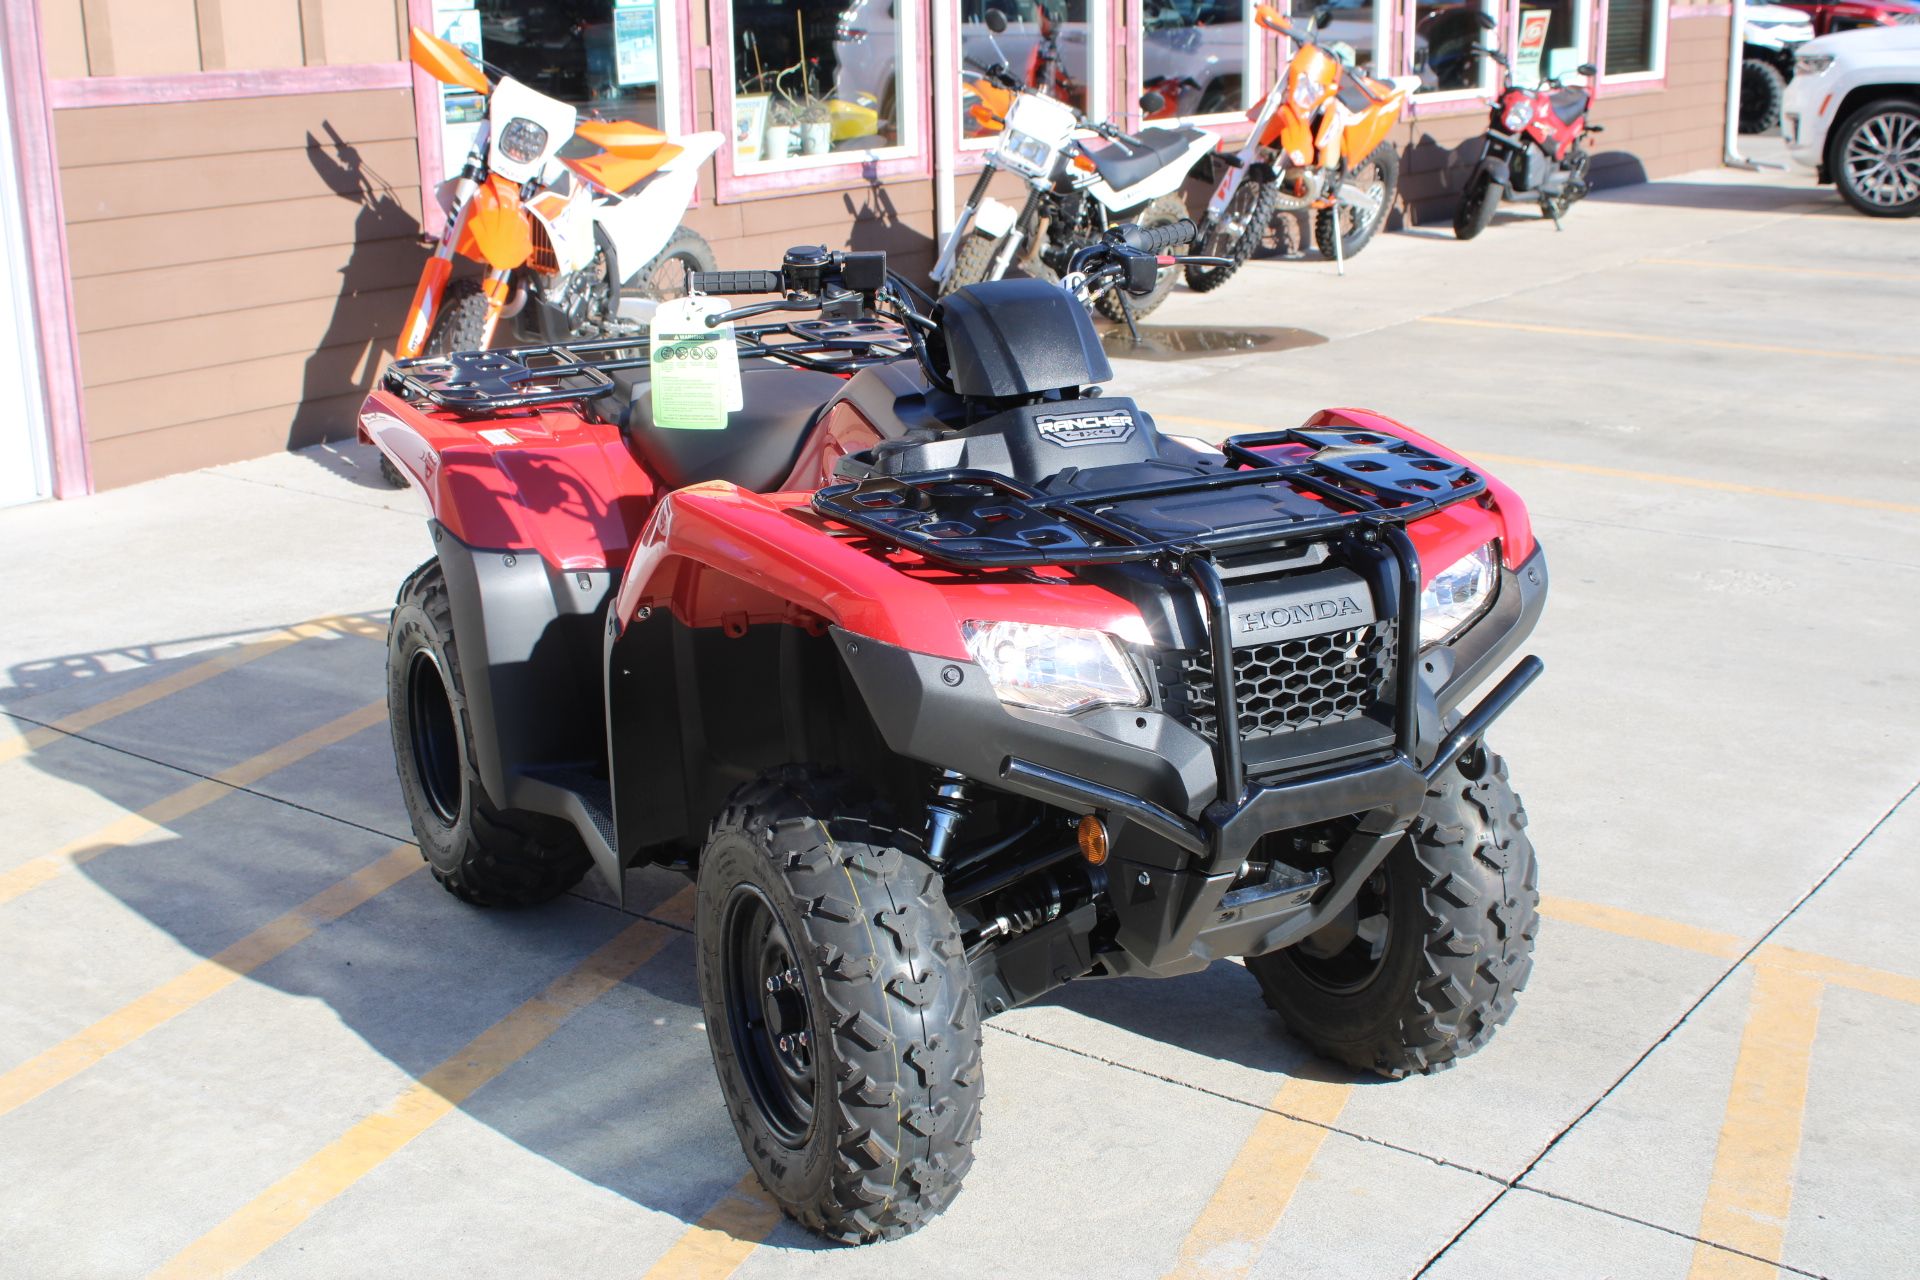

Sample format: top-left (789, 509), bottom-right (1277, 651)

top-left (1795, 52), bottom-right (1835, 75)
top-left (961, 621), bottom-right (1147, 714)
top-left (498, 117), bottom-right (550, 164)
top-left (1420, 543), bottom-right (1498, 648)
top-left (1502, 98), bottom-right (1536, 132)
top-left (1291, 72), bottom-right (1322, 110)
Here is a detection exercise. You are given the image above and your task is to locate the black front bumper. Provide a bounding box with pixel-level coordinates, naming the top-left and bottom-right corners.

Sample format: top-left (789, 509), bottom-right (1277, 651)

top-left (835, 543), bottom-right (1548, 978)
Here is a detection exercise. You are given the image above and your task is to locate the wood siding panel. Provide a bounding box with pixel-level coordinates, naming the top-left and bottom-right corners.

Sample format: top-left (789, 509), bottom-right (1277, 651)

top-left (79, 0), bottom-right (202, 77)
top-left (41, 0), bottom-right (89, 78)
top-left (66, 187), bottom-right (423, 278)
top-left (196, 0), bottom-right (306, 72)
top-left (60, 138), bottom-right (422, 221)
top-left (300, 0), bottom-right (401, 65)
top-left (60, 90), bottom-right (424, 487)
top-left (53, 88), bottom-right (415, 167)
top-left (78, 287), bottom-right (412, 388)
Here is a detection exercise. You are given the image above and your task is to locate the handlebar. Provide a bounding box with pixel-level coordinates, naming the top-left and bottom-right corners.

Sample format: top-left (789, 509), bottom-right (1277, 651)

top-left (1121, 218), bottom-right (1199, 254)
top-left (686, 268), bottom-right (788, 296)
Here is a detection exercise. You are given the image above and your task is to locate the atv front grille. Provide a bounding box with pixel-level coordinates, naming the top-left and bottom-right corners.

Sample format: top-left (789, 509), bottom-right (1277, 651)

top-left (1178, 620), bottom-right (1397, 742)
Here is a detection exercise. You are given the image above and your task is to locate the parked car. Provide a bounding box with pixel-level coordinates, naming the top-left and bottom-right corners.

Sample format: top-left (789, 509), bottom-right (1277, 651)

top-left (1741, 3), bottom-right (1817, 134)
top-left (1773, 0), bottom-right (1920, 37)
top-left (1782, 24), bottom-right (1920, 214)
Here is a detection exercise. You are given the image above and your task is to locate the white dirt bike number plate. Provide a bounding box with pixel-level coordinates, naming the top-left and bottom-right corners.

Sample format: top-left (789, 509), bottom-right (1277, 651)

top-left (648, 295), bottom-right (744, 431)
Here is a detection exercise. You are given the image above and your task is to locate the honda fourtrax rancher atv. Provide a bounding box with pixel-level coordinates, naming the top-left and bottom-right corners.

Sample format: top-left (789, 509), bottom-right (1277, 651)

top-left (361, 224), bottom-right (1548, 1243)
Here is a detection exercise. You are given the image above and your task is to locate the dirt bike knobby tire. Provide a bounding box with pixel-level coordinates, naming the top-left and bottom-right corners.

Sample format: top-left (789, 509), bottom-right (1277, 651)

top-left (1315, 143), bottom-right (1399, 261)
top-left (423, 277), bottom-right (493, 357)
top-left (940, 232), bottom-right (1002, 296)
top-left (387, 559), bottom-right (594, 906)
top-left (1186, 178), bottom-right (1279, 292)
top-left (1246, 747), bottom-right (1538, 1078)
top-left (696, 767), bottom-right (984, 1243)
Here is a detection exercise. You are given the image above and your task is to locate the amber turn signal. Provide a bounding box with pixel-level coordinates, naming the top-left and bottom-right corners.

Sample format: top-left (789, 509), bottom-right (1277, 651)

top-left (1078, 815), bottom-right (1109, 866)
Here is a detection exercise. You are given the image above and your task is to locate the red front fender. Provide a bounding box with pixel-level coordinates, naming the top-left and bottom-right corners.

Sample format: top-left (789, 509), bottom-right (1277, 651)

top-left (614, 486), bottom-right (1151, 663)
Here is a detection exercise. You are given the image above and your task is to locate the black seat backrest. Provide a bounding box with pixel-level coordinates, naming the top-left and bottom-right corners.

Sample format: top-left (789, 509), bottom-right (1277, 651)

top-left (609, 363), bottom-right (845, 493)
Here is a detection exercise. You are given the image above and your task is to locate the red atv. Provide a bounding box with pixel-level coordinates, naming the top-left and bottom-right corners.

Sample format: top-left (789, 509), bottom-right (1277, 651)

top-left (361, 226), bottom-right (1548, 1242)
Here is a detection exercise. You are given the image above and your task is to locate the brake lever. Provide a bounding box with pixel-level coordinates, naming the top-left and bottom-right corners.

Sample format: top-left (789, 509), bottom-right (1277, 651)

top-left (703, 296), bottom-right (820, 327)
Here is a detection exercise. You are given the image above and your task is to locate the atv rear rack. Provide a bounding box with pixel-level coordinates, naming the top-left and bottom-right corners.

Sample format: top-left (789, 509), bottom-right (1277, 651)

top-left (381, 318), bottom-right (913, 414)
top-left (816, 429), bottom-right (1489, 808)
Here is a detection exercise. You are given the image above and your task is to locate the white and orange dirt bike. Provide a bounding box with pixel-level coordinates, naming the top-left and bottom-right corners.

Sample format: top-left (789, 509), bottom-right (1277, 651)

top-left (397, 28), bottom-right (721, 363)
top-left (1187, 4), bottom-right (1418, 290)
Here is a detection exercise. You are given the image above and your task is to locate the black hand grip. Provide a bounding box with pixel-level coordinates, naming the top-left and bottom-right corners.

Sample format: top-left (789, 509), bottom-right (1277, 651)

top-left (687, 269), bottom-right (786, 296)
top-left (1122, 219), bottom-right (1198, 253)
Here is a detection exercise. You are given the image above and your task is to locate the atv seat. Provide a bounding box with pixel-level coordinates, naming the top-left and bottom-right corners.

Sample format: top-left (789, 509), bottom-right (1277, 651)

top-left (610, 363), bottom-right (846, 493)
top-left (1083, 126), bottom-right (1206, 192)
top-left (1550, 87), bottom-right (1589, 125)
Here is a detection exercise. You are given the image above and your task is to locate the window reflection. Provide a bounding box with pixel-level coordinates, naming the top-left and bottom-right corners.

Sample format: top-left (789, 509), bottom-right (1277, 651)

top-left (959, 1), bottom-right (1095, 140)
top-left (475, 1), bottom-right (667, 128)
top-left (1415, 0), bottom-right (1491, 92)
top-left (729, 0), bottom-right (908, 167)
top-left (1142, 0), bottom-right (1250, 118)
top-left (1312, 0), bottom-right (1376, 77)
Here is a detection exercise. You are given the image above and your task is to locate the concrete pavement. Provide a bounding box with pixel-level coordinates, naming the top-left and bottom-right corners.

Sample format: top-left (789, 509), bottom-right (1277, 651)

top-left (1, 155), bottom-right (1915, 1279)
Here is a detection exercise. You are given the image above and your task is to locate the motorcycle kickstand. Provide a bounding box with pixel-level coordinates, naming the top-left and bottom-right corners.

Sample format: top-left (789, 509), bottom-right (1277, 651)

top-left (1331, 204), bottom-right (1345, 276)
top-left (1117, 286), bottom-right (1141, 343)
top-left (1543, 198), bottom-right (1564, 231)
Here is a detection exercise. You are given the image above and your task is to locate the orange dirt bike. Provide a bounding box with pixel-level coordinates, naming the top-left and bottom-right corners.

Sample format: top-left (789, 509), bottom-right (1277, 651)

top-left (1188, 4), bottom-right (1417, 287)
top-left (398, 27), bottom-right (721, 362)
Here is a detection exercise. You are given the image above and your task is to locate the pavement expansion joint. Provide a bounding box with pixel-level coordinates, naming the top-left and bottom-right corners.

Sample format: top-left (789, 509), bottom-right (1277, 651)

top-left (206, 468), bottom-right (422, 516)
top-left (1411, 772), bottom-right (1920, 1276)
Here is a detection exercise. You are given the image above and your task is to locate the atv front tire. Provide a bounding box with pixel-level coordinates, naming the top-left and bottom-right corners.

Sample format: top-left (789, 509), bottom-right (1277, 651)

top-left (697, 768), bottom-right (983, 1243)
top-left (387, 560), bottom-right (593, 906)
top-left (1247, 746), bottom-right (1538, 1078)
top-left (1095, 192), bottom-right (1191, 320)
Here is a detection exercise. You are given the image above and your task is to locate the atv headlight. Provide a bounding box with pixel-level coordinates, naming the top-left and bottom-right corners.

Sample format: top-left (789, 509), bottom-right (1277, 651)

top-left (1420, 543), bottom-right (1498, 648)
top-left (1794, 52), bottom-right (1834, 75)
top-left (961, 621), bottom-right (1147, 714)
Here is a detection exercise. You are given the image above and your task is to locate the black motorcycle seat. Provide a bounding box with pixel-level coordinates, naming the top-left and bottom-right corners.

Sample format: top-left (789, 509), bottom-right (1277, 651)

top-left (610, 363), bottom-right (845, 493)
top-left (1083, 126), bottom-right (1206, 192)
top-left (1550, 87), bottom-right (1589, 125)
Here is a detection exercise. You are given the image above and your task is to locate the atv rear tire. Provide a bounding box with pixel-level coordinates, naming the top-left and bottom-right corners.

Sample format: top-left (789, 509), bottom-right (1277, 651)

top-left (1095, 192), bottom-right (1190, 321)
top-left (423, 277), bottom-right (492, 357)
top-left (387, 560), bottom-right (593, 906)
top-left (697, 767), bottom-right (983, 1243)
top-left (1315, 143), bottom-right (1399, 261)
top-left (1247, 746), bottom-right (1538, 1078)
top-left (1452, 170), bottom-right (1500, 241)
top-left (378, 455), bottom-right (407, 488)
top-left (1186, 179), bottom-right (1278, 292)
top-left (1739, 57), bottom-right (1786, 137)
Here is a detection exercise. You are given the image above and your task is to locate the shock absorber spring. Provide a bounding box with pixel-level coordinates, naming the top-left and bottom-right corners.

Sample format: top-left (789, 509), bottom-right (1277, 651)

top-left (974, 876), bottom-right (1064, 945)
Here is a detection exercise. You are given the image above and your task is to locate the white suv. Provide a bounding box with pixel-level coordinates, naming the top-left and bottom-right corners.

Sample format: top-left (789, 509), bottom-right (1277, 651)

top-left (1782, 25), bottom-right (1920, 214)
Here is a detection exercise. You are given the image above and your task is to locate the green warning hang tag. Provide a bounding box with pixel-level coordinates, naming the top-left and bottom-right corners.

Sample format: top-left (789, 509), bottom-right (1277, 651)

top-left (649, 294), bottom-right (743, 430)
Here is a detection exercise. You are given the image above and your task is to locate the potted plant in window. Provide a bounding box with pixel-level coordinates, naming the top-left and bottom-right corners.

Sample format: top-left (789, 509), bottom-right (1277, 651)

top-left (799, 93), bottom-right (833, 156)
top-left (764, 95), bottom-right (799, 160)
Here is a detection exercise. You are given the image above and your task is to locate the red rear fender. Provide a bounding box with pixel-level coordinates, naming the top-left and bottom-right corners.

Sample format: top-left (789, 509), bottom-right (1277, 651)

top-left (358, 390), bottom-right (655, 571)
top-left (615, 486), bottom-right (1151, 663)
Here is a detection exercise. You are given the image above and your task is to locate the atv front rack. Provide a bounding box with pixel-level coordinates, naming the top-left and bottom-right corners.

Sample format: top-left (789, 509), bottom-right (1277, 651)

top-left (817, 428), bottom-right (1488, 809)
top-left (382, 318), bottom-right (913, 414)
top-left (812, 428), bottom-right (1485, 569)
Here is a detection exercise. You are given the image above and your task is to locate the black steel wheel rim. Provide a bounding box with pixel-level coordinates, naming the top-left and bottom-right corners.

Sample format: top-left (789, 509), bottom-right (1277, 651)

top-left (406, 648), bottom-right (462, 826)
top-left (1288, 862), bottom-right (1394, 994)
top-left (721, 883), bottom-right (818, 1148)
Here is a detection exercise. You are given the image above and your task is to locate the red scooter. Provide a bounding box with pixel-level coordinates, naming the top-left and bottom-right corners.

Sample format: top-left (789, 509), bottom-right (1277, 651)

top-left (361, 227), bottom-right (1548, 1242)
top-left (1453, 11), bottom-right (1602, 239)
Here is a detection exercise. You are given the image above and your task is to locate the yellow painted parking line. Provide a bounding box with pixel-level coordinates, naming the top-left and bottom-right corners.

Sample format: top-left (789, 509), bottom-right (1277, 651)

top-left (1641, 257), bottom-right (1920, 284)
top-left (1415, 315), bottom-right (1920, 367)
top-left (639, 1173), bottom-right (785, 1280)
top-left (0, 700), bottom-right (386, 906)
top-left (0, 846), bottom-right (423, 1118)
top-left (148, 888), bottom-right (693, 1280)
top-left (1755, 943), bottom-right (1920, 1007)
top-left (1688, 966), bottom-right (1823, 1279)
top-left (1538, 894), bottom-right (1746, 960)
top-left (0, 613), bottom-right (385, 767)
top-left (1163, 1076), bottom-right (1352, 1280)
top-left (1157, 415), bottom-right (1920, 516)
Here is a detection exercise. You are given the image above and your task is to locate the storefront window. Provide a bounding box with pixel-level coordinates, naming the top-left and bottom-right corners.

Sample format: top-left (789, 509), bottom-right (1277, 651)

top-left (959, 1), bottom-right (1099, 142)
top-left (474, 2), bottom-right (672, 127)
top-left (1603, 0), bottom-right (1663, 76)
top-left (1311, 0), bottom-right (1378, 78)
top-left (726, 0), bottom-right (915, 170)
top-left (1413, 0), bottom-right (1495, 94)
top-left (1142, 0), bottom-right (1258, 119)
top-left (1513, 0), bottom-right (1589, 86)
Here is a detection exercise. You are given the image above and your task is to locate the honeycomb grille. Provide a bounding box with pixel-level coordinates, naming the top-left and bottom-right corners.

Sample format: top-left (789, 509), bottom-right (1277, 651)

top-left (1180, 620), bottom-right (1396, 741)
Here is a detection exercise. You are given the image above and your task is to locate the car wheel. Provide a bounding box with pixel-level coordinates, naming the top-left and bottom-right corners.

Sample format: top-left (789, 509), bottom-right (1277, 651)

top-left (1830, 98), bottom-right (1920, 218)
